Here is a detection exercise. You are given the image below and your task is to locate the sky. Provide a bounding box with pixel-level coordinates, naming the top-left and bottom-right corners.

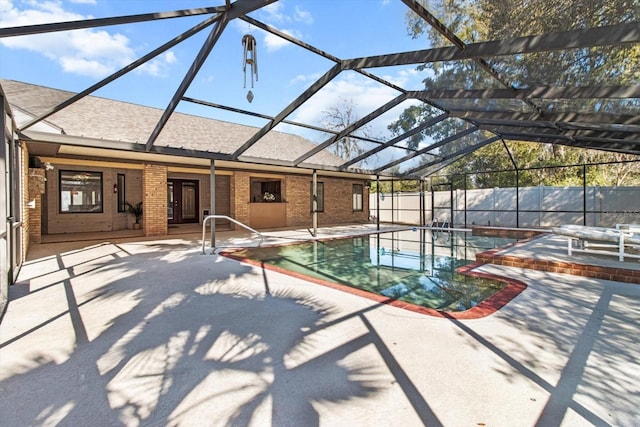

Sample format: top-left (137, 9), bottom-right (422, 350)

top-left (0, 0), bottom-right (436, 166)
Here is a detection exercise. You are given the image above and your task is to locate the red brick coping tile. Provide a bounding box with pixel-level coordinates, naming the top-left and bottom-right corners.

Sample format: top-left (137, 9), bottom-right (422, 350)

top-left (476, 245), bottom-right (640, 284)
top-left (471, 226), bottom-right (548, 240)
top-left (220, 249), bottom-right (527, 320)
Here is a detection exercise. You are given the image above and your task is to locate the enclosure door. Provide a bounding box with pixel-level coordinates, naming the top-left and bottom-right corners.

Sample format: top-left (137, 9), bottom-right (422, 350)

top-left (167, 179), bottom-right (199, 224)
top-left (1, 118), bottom-right (8, 304)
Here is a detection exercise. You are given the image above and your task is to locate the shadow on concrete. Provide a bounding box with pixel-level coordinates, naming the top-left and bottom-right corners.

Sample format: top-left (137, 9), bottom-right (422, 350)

top-left (0, 238), bottom-right (443, 425)
top-left (446, 266), bottom-right (640, 427)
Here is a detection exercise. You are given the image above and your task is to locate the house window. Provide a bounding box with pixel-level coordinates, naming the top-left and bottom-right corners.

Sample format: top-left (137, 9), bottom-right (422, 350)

top-left (310, 181), bottom-right (324, 212)
top-left (352, 184), bottom-right (363, 212)
top-left (250, 177), bottom-right (282, 202)
top-left (59, 170), bottom-right (103, 213)
top-left (117, 174), bottom-right (126, 212)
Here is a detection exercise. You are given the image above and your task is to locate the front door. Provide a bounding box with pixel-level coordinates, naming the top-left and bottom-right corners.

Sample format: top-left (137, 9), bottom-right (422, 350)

top-left (168, 179), bottom-right (199, 224)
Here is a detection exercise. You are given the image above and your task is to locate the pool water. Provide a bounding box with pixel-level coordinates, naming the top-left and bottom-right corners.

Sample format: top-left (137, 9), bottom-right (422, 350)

top-left (227, 229), bottom-right (518, 312)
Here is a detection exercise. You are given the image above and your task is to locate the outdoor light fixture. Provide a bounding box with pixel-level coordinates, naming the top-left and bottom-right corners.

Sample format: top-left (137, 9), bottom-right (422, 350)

top-left (113, 183), bottom-right (118, 193)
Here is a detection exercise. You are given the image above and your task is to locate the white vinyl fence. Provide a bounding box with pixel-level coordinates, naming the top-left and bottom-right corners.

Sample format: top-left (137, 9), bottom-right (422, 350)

top-left (370, 185), bottom-right (640, 228)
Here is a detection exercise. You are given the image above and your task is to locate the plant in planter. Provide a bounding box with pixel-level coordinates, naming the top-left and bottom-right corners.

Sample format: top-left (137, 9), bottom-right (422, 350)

top-left (125, 201), bottom-right (143, 229)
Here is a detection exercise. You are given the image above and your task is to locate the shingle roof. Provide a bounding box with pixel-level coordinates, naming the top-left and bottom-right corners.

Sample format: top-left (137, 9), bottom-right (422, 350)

top-left (1, 79), bottom-right (344, 167)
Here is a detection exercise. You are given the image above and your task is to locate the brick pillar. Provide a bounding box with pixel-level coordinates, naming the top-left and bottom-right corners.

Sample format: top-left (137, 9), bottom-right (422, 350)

top-left (27, 168), bottom-right (46, 244)
top-left (234, 171), bottom-right (250, 226)
top-left (142, 164), bottom-right (168, 236)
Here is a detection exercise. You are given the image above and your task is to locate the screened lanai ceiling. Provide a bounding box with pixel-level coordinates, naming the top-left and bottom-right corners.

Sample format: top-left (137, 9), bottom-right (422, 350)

top-left (1, 0), bottom-right (639, 179)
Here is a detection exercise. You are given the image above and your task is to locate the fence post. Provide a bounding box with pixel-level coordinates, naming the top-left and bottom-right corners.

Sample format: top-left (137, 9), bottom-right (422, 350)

top-left (583, 164), bottom-right (587, 226)
top-left (538, 184), bottom-right (543, 227)
top-left (391, 179), bottom-right (395, 225)
top-left (516, 168), bottom-right (520, 228)
top-left (376, 175), bottom-right (380, 231)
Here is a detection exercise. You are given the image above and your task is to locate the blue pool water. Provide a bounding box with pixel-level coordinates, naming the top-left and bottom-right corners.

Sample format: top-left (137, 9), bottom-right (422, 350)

top-left (230, 229), bottom-right (517, 312)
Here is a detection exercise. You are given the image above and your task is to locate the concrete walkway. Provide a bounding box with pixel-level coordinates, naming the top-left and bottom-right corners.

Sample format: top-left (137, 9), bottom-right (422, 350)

top-left (1, 227), bottom-right (639, 426)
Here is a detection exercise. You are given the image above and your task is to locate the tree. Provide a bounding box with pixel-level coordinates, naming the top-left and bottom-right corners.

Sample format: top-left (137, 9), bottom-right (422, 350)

top-left (390, 0), bottom-right (640, 182)
top-left (321, 98), bottom-right (374, 167)
top-left (442, 140), bottom-right (640, 188)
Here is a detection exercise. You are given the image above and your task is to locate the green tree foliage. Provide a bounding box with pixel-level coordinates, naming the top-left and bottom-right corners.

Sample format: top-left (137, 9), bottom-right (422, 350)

top-left (390, 0), bottom-right (640, 185)
top-left (370, 178), bottom-right (422, 193)
top-left (445, 141), bottom-right (640, 189)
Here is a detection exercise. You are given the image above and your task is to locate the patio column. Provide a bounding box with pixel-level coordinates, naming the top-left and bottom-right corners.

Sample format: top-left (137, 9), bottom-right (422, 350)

top-left (142, 163), bottom-right (168, 236)
top-left (27, 168), bottom-right (45, 244)
top-left (210, 160), bottom-right (215, 248)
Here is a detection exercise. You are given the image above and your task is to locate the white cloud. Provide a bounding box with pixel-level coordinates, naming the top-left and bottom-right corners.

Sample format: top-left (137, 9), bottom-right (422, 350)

top-left (260, 2), bottom-right (286, 23)
top-left (59, 56), bottom-right (110, 76)
top-left (164, 51), bottom-right (176, 64)
top-left (290, 73), bottom-right (401, 134)
top-left (137, 50), bottom-right (177, 77)
top-left (253, 2), bottom-right (313, 51)
top-left (294, 6), bottom-right (313, 25)
top-left (0, 0), bottom-right (170, 78)
top-left (288, 72), bottom-right (323, 86)
top-left (382, 67), bottom-right (421, 87)
top-left (263, 28), bottom-right (300, 52)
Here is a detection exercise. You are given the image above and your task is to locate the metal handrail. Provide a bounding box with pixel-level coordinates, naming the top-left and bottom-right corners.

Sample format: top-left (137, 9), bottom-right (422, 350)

top-left (202, 215), bottom-right (265, 254)
top-left (429, 218), bottom-right (453, 241)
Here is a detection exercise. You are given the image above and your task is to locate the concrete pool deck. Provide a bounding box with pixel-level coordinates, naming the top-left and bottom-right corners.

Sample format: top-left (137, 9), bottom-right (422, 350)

top-left (1, 226), bottom-right (639, 426)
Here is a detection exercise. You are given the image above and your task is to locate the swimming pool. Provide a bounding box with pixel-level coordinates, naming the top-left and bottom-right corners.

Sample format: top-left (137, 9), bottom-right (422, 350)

top-left (222, 229), bottom-right (526, 318)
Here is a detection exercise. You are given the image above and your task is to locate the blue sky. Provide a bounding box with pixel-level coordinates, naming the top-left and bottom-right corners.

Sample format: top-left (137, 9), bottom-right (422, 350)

top-left (0, 0), bottom-right (435, 161)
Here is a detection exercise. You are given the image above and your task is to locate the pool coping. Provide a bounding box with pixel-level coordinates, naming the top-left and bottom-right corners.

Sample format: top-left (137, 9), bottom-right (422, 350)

top-left (219, 245), bottom-right (528, 320)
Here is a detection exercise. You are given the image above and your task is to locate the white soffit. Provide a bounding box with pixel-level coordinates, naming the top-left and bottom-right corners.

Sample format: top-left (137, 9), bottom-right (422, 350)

top-left (56, 143), bottom-right (373, 180)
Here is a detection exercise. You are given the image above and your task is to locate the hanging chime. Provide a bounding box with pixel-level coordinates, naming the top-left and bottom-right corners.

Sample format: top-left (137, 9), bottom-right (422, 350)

top-left (242, 34), bottom-right (258, 103)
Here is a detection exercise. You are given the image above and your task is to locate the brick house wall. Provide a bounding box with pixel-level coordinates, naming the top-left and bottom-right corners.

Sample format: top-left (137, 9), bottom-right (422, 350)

top-left (27, 168), bottom-right (45, 244)
top-left (27, 161), bottom-right (370, 240)
top-left (234, 171), bottom-right (251, 227)
top-left (143, 163), bottom-right (168, 236)
top-left (42, 163), bottom-right (142, 234)
top-left (286, 175), bottom-right (369, 227)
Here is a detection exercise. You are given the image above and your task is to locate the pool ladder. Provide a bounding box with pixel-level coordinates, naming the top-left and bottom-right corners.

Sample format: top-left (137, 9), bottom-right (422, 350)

top-left (431, 218), bottom-right (451, 241)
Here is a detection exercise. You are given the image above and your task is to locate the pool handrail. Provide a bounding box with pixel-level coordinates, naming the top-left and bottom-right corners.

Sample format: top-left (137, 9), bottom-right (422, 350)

top-left (202, 215), bottom-right (264, 254)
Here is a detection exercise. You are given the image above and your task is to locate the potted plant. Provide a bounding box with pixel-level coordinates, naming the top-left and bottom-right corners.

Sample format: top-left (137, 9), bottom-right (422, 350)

top-left (125, 201), bottom-right (143, 229)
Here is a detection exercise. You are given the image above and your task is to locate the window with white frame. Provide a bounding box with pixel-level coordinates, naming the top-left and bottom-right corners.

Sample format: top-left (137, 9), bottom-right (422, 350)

top-left (352, 184), bottom-right (363, 212)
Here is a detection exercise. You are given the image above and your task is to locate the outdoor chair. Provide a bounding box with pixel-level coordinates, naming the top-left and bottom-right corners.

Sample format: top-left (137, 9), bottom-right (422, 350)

top-left (552, 224), bottom-right (640, 262)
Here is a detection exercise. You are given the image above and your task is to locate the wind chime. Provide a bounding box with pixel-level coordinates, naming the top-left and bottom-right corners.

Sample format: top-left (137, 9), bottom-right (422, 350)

top-left (242, 34), bottom-right (258, 103)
